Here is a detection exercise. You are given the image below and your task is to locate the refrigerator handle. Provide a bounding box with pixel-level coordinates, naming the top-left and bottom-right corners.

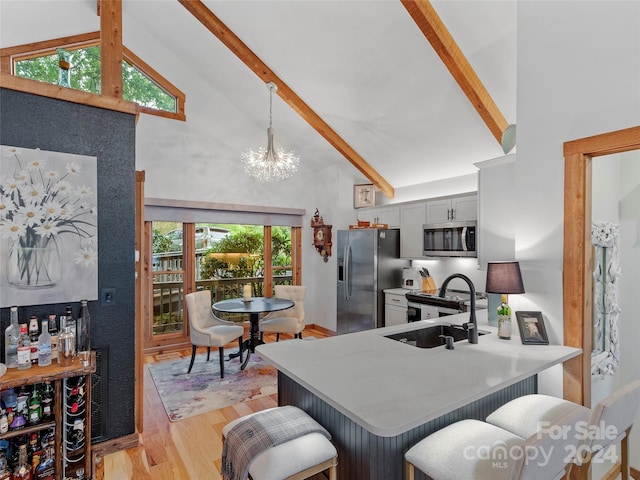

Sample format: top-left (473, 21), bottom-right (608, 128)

top-left (344, 244), bottom-right (351, 301)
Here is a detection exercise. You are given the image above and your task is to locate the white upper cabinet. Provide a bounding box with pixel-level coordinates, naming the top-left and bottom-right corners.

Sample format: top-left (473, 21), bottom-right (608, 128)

top-left (354, 205), bottom-right (400, 228)
top-left (426, 194), bottom-right (477, 223)
top-left (475, 155), bottom-right (516, 269)
top-left (400, 202), bottom-right (427, 258)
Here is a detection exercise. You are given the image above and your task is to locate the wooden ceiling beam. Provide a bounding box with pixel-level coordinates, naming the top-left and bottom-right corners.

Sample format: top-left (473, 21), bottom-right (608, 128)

top-left (99, 0), bottom-right (123, 99)
top-left (401, 0), bottom-right (509, 145)
top-left (178, 0), bottom-right (394, 199)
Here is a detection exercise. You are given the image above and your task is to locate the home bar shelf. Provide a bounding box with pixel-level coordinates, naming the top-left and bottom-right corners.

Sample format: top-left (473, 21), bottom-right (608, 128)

top-left (0, 353), bottom-right (96, 480)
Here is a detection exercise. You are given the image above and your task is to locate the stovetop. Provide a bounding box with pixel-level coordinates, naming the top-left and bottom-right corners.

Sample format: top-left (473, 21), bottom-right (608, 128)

top-left (405, 289), bottom-right (485, 309)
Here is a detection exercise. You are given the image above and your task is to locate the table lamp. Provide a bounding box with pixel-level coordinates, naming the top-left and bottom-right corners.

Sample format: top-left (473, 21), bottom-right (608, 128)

top-left (485, 261), bottom-right (525, 339)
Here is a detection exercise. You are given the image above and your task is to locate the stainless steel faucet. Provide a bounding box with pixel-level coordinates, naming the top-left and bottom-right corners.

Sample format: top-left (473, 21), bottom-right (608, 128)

top-left (439, 273), bottom-right (478, 344)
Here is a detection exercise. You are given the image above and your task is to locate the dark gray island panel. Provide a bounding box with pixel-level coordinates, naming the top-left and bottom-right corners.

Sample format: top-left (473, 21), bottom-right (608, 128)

top-left (278, 372), bottom-right (537, 480)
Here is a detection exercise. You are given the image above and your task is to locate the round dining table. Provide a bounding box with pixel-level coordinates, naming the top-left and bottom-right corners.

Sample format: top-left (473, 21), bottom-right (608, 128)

top-left (213, 296), bottom-right (294, 370)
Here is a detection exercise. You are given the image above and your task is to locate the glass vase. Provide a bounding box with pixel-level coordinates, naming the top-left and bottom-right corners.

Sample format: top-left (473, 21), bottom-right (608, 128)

top-left (498, 314), bottom-right (512, 340)
top-left (7, 238), bottom-right (62, 288)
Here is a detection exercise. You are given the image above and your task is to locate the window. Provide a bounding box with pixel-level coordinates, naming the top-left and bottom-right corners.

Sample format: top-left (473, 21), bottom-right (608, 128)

top-left (2, 32), bottom-right (185, 120)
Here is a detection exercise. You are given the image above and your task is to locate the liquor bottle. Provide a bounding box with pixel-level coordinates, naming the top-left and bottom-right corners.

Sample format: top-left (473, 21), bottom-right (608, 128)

top-left (37, 320), bottom-right (51, 367)
top-left (2, 388), bottom-right (16, 427)
top-left (27, 385), bottom-right (41, 426)
top-left (16, 325), bottom-right (31, 370)
top-left (11, 385), bottom-right (29, 431)
top-left (0, 410), bottom-right (7, 434)
top-left (33, 444), bottom-right (54, 480)
top-left (64, 306), bottom-right (76, 349)
top-left (40, 382), bottom-right (53, 421)
top-left (57, 325), bottom-right (74, 367)
top-left (12, 443), bottom-right (31, 480)
top-left (0, 452), bottom-right (10, 480)
top-left (4, 306), bottom-right (20, 368)
top-left (28, 317), bottom-right (39, 365)
top-left (28, 431), bottom-right (41, 470)
top-left (77, 300), bottom-right (91, 356)
top-left (47, 314), bottom-right (58, 362)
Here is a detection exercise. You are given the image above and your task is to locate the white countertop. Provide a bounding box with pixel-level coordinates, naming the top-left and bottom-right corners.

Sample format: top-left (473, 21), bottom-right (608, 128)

top-left (256, 310), bottom-right (581, 437)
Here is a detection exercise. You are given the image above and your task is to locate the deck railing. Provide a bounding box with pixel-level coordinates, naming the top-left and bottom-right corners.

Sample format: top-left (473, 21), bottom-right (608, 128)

top-left (152, 250), bottom-right (293, 335)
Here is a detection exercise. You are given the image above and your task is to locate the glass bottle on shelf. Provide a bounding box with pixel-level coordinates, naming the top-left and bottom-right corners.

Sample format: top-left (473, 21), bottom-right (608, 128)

top-left (16, 325), bottom-right (31, 370)
top-left (28, 316), bottom-right (39, 365)
top-left (37, 320), bottom-right (52, 367)
top-left (34, 443), bottom-right (54, 480)
top-left (12, 443), bottom-right (31, 480)
top-left (76, 300), bottom-right (91, 357)
top-left (0, 410), bottom-right (7, 434)
top-left (47, 315), bottom-right (58, 362)
top-left (64, 306), bottom-right (76, 349)
top-left (27, 385), bottom-right (41, 426)
top-left (0, 452), bottom-right (10, 480)
top-left (40, 382), bottom-right (53, 421)
top-left (3, 388), bottom-right (16, 427)
top-left (57, 324), bottom-right (75, 367)
top-left (4, 306), bottom-right (20, 368)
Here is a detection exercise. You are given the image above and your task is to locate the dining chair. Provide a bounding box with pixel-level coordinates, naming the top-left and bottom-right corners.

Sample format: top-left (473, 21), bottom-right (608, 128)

top-left (404, 405), bottom-right (588, 480)
top-left (184, 290), bottom-right (244, 378)
top-left (486, 380), bottom-right (640, 480)
top-left (259, 285), bottom-right (307, 342)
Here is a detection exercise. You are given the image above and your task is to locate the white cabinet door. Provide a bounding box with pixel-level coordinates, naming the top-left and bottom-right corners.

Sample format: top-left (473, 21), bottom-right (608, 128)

top-left (476, 155), bottom-right (516, 269)
top-left (400, 202), bottom-right (427, 258)
top-left (385, 304), bottom-right (407, 326)
top-left (376, 206), bottom-right (400, 228)
top-left (451, 195), bottom-right (477, 221)
top-left (426, 198), bottom-right (452, 223)
top-left (426, 195), bottom-right (477, 223)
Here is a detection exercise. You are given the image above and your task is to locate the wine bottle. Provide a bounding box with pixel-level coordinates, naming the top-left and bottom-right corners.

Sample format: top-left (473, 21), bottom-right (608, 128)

top-left (4, 306), bottom-right (20, 368)
top-left (37, 320), bottom-right (52, 367)
top-left (27, 385), bottom-right (42, 426)
top-left (40, 382), bottom-right (53, 421)
top-left (47, 314), bottom-right (58, 362)
top-left (28, 316), bottom-right (39, 365)
top-left (77, 299), bottom-right (91, 356)
top-left (17, 324), bottom-right (31, 370)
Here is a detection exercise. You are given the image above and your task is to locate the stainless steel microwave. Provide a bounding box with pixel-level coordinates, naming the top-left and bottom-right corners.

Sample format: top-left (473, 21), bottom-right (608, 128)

top-left (423, 221), bottom-right (477, 257)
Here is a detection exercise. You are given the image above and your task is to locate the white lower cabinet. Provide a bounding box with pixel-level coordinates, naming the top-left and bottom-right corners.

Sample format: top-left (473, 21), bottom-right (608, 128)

top-left (385, 291), bottom-right (408, 326)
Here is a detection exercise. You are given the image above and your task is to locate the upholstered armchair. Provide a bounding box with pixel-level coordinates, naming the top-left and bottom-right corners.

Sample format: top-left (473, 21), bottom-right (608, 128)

top-left (185, 290), bottom-right (244, 378)
top-left (259, 285), bottom-right (307, 341)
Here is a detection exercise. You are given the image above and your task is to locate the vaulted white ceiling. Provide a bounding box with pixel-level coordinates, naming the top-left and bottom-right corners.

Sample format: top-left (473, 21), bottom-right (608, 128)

top-left (0, 0), bottom-right (517, 193)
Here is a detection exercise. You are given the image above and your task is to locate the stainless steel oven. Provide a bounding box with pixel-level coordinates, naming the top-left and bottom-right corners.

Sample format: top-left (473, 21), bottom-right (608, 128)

top-left (407, 302), bottom-right (438, 322)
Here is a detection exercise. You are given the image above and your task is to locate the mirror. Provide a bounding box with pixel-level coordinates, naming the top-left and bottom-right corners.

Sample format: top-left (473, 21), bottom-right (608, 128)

top-left (563, 125), bottom-right (640, 407)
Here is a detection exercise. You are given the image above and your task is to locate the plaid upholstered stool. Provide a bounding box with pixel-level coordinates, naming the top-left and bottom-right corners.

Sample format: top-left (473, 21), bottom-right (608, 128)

top-left (222, 406), bottom-right (338, 480)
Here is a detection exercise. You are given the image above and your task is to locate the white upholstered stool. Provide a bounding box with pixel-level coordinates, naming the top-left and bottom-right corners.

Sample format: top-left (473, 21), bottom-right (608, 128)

top-left (222, 407), bottom-right (337, 480)
top-left (404, 406), bottom-right (588, 480)
top-left (486, 381), bottom-right (640, 480)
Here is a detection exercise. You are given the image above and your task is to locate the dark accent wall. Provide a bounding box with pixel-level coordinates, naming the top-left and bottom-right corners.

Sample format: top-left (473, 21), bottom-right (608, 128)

top-left (0, 88), bottom-right (136, 442)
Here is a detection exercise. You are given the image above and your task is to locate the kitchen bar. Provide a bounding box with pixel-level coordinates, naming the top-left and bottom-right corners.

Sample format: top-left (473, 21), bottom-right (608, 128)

top-left (257, 310), bottom-right (581, 479)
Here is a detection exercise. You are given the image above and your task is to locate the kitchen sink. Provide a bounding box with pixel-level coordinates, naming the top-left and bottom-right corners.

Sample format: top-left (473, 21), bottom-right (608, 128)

top-left (385, 324), bottom-right (489, 349)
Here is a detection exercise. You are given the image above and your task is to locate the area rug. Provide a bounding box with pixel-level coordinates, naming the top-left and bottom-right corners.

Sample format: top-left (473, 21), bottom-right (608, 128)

top-left (148, 349), bottom-right (277, 422)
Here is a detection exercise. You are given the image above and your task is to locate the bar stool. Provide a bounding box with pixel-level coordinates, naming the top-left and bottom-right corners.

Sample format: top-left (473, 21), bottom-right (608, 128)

top-left (222, 407), bottom-right (338, 480)
top-left (404, 405), bottom-right (588, 480)
top-left (486, 380), bottom-right (640, 480)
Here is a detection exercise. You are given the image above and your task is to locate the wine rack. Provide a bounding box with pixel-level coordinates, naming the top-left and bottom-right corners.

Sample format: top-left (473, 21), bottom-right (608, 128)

top-left (0, 354), bottom-right (95, 479)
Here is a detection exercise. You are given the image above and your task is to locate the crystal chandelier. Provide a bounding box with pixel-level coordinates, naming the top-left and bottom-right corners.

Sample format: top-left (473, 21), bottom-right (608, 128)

top-left (241, 82), bottom-right (300, 182)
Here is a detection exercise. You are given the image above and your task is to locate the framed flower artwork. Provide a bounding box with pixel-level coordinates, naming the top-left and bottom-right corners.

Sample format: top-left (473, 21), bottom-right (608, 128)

top-left (0, 145), bottom-right (98, 307)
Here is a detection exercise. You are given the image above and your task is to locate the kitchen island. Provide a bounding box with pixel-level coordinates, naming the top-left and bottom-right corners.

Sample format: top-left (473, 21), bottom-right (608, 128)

top-left (256, 310), bottom-right (581, 480)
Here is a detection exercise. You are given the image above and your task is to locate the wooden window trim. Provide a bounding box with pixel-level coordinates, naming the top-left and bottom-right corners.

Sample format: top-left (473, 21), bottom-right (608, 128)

top-left (0, 31), bottom-right (185, 121)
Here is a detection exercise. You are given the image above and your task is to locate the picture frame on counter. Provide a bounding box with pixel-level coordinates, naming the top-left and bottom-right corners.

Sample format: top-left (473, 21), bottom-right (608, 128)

top-left (354, 183), bottom-right (375, 208)
top-left (516, 311), bottom-right (549, 345)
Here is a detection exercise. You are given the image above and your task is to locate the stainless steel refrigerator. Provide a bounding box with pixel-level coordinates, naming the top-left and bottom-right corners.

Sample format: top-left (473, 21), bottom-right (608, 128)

top-left (337, 229), bottom-right (408, 334)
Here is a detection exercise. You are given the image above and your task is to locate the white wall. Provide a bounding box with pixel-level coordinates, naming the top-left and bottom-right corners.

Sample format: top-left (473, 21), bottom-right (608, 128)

top-left (515, 1), bottom-right (640, 398)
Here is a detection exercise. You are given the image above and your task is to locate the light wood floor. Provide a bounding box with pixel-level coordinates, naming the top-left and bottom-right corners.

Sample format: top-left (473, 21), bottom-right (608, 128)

top-left (101, 327), bottom-right (330, 479)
